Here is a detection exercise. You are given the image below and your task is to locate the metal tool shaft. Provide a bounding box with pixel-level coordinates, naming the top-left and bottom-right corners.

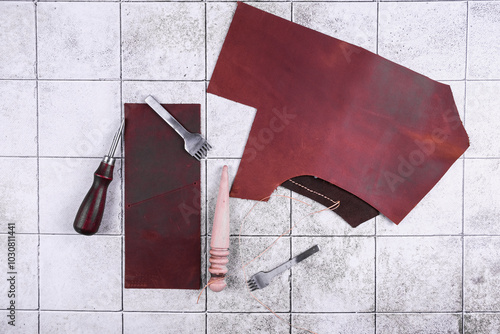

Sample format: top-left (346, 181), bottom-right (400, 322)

top-left (108, 119), bottom-right (125, 157)
top-left (269, 245), bottom-right (320, 278)
top-left (247, 244), bottom-right (320, 291)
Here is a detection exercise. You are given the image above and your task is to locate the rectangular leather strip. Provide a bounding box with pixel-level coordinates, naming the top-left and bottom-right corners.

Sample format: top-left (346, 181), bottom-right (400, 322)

top-left (124, 103), bottom-right (201, 289)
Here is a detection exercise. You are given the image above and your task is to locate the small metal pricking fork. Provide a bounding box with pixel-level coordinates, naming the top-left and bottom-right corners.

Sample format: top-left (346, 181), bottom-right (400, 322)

top-left (247, 245), bottom-right (320, 291)
top-left (145, 95), bottom-right (212, 161)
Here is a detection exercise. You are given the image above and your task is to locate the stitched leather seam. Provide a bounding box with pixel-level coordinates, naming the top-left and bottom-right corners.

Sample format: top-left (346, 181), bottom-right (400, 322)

top-left (288, 179), bottom-right (337, 205)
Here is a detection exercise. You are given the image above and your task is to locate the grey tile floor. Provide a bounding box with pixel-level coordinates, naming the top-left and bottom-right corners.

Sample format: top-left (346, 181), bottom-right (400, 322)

top-left (0, 0), bottom-right (499, 333)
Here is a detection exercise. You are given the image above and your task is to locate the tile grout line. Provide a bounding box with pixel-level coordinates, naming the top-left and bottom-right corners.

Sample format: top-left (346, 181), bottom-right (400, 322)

top-left (290, 4), bottom-right (294, 330)
top-left (462, 1), bottom-right (469, 332)
top-left (374, 218), bottom-right (378, 332)
top-left (11, 309), bottom-right (499, 314)
top-left (462, 157), bottom-right (466, 332)
top-left (375, 0), bottom-right (379, 330)
top-left (9, 232), bottom-right (500, 237)
top-left (119, 0), bottom-right (125, 331)
top-left (4, 155), bottom-right (500, 160)
top-left (34, 0), bottom-right (41, 332)
top-left (204, 1), bottom-right (209, 237)
top-left (376, 0), bottom-right (380, 56)
top-left (205, 0), bottom-right (208, 329)
top-left (3, 78), bottom-right (500, 82)
top-left (204, 2), bottom-right (209, 331)
top-left (205, 159), bottom-right (208, 331)
top-left (0, 78), bottom-right (207, 82)
top-left (289, 189), bottom-right (293, 332)
top-left (205, 0), bottom-right (208, 88)
top-left (24, 0), bottom-right (482, 2)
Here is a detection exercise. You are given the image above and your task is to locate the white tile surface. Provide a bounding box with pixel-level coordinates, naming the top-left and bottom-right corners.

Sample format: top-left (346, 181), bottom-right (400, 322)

top-left (39, 158), bottom-right (122, 234)
top-left (122, 80), bottom-right (206, 136)
top-left (40, 312), bottom-right (122, 334)
top-left (465, 81), bottom-right (500, 157)
top-left (378, 2), bottom-right (467, 80)
top-left (0, 158), bottom-right (38, 233)
top-left (122, 3), bottom-right (205, 80)
top-left (467, 2), bottom-right (500, 80)
top-left (378, 160), bottom-right (463, 235)
top-left (206, 94), bottom-right (256, 158)
top-left (441, 80), bottom-right (466, 120)
top-left (0, 81), bottom-right (37, 156)
top-left (123, 288), bottom-right (205, 312)
top-left (0, 310), bottom-right (38, 334)
top-left (377, 237), bottom-right (462, 312)
top-left (39, 0), bottom-right (120, 1)
top-left (0, 3), bottom-right (36, 79)
top-left (292, 237), bottom-right (375, 312)
top-left (37, 3), bottom-right (120, 79)
top-left (464, 237), bottom-right (500, 311)
top-left (376, 313), bottom-right (462, 334)
top-left (291, 191), bottom-right (375, 236)
top-left (293, 2), bottom-right (377, 53)
top-left (122, 81), bottom-right (206, 107)
top-left (207, 237), bottom-right (290, 312)
top-left (464, 159), bottom-right (500, 235)
top-left (292, 313), bottom-right (375, 334)
top-left (123, 0), bottom-right (198, 2)
top-left (40, 235), bottom-right (121, 311)
top-left (206, 2), bottom-right (291, 79)
top-left (38, 81), bottom-right (121, 157)
top-left (465, 313), bottom-right (500, 334)
top-left (207, 313), bottom-right (290, 334)
top-left (0, 234), bottom-right (38, 310)
top-left (207, 159), bottom-right (291, 235)
top-left (124, 313), bottom-right (205, 334)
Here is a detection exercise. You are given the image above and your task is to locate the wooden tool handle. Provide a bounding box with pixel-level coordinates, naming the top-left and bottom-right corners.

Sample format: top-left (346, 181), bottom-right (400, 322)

top-left (73, 161), bottom-right (114, 235)
top-left (208, 165), bottom-right (230, 292)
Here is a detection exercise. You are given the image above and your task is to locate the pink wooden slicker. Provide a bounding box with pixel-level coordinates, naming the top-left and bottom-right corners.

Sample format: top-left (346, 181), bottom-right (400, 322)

top-left (208, 165), bottom-right (230, 292)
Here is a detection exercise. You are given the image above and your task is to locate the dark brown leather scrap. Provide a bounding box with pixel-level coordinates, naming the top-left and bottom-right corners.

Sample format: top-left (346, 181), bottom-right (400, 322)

top-left (124, 103), bottom-right (201, 289)
top-left (208, 3), bottom-right (469, 226)
top-left (282, 176), bottom-right (378, 228)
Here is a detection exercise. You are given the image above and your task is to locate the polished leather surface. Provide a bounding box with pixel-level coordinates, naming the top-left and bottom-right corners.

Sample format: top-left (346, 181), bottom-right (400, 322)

top-left (208, 3), bottom-right (469, 225)
top-left (124, 103), bottom-right (201, 289)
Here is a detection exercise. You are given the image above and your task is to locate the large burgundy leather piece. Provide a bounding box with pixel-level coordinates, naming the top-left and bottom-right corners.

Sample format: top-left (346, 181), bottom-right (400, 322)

top-left (124, 103), bottom-right (201, 289)
top-left (208, 3), bottom-right (469, 225)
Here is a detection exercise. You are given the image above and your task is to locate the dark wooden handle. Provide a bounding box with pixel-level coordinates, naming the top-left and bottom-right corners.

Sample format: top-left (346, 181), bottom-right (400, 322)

top-left (73, 161), bottom-right (114, 235)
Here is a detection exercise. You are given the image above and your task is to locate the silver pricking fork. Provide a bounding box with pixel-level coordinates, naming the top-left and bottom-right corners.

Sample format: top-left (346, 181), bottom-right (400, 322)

top-left (145, 95), bottom-right (211, 160)
top-left (247, 245), bottom-right (320, 291)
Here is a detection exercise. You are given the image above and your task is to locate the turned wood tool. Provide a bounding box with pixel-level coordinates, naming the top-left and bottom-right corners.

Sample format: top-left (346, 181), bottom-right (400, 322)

top-left (208, 165), bottom-right (230, 292)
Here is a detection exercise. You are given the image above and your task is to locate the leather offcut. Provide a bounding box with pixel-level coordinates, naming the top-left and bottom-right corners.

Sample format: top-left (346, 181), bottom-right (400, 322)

top-left (208, 3), bottom-right (469, 226)
top-left (124, 103), bottom-right (201, 289)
